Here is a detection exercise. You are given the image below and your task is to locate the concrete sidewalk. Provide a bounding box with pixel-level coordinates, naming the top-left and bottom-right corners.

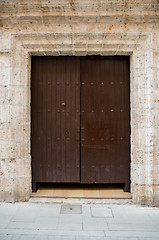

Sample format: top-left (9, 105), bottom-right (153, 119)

top-left (0, 201), bottom-right (159, 240)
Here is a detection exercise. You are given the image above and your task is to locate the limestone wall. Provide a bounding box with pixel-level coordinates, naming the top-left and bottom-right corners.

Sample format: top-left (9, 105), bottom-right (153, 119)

top-left (0, 0), bottom-right (159, 205)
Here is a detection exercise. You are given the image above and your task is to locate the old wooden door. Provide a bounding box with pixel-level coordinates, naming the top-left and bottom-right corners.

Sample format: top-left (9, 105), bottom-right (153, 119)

top-left (31, 56), bottom-right (130, 192)
top-left (81, 56), bottom-right (130, 191)
top-left (31, 57), bottom-right (80, 191)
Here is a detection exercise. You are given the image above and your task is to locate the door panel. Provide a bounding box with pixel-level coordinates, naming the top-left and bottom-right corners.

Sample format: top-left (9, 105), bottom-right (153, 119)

top-left (31, 56), bottom-right (130, 192)
top-left (31, 57), bottom-right (80, 191)
top-left (80, 56), bottom-right (130, 190)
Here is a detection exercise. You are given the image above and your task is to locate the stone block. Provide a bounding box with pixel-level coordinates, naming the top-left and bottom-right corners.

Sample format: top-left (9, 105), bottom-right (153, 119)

top-left (0, 141), bottom-right (30, 158)
top-left (10, 66), bottom-right (28, 86)
top-left (0, 86), bottom-right (9, 104)
top-left (153, 127), bottom-right (159, 143)
top-left (131, 127), bottom-right (153, 147)
top-left (132, 145), bottom-right (153, 164)
top-left (0, 54), bottom-right (10, 68)
top-left (15, 158), bottom-right (31, 178)
top-left (132, 89), bottom-right (152, 109)
top-left (0, 158), bottom-right (16, 182)
top-left (132, 49), bottom-right (153, 69)
top-left (153, 67), bottom-right (159, 89)
top-left (0, 105), bottom-right (9, 123)
top-left (152, 165), bottom-right (159, 184)
top-left (153, 89), bottom-right (159, 109)
top-left (131, 163), bottom-right (152, 185)
top-left (0, 190), bottom-right (15, 202)
top-left (0, 177), bottom-right (13, 188)
top-left (9, 105), bottom-right (30, 124)
top-left (153, 109), bottom-right (159, 126)
top-left (9, 86), bottom-right (28, 105)
top-left (153, 145), bottom-right (159, 165)
top-left (0, 66), bottom-right (10, 85)
top-left (152, 185), bottom-right (159, 206)
top-left (3, 123), bottom-right (30, 141)
top-left (131, 67), bottom-right (153, 89)
top-left (131, 109), bottom-right (153, 127)
top-left (14, 177), bottom-right (31, 201)
top-left (0, 32), bottom-right (10, 52)
top-left (132, 184), bottom-right (153, 206)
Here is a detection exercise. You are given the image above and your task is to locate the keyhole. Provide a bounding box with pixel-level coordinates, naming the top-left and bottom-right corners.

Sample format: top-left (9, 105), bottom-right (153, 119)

top-left (67, 131), bottom-right (70, 135)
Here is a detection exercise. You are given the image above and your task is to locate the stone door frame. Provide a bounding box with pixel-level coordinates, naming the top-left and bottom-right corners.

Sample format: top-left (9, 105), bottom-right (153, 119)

top-left (10, 32), bottom-right (154, 203)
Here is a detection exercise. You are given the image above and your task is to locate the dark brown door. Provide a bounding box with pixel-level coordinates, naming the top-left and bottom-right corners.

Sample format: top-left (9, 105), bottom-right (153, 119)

top-left (31, 56), bottom-right (130, 192)
top-left (81, 56), bottom-right (130, 191)
top-left (31, 57), bottom-right (80, 191)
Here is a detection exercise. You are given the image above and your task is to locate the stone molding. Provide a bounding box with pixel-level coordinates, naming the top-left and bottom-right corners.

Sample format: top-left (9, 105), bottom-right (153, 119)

top-left (6, 31), bottom-right (154, 204)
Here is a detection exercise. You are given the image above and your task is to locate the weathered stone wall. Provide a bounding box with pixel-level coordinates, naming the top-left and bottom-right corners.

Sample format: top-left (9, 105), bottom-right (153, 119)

top-left (0, 0), bottom-right (159, 205)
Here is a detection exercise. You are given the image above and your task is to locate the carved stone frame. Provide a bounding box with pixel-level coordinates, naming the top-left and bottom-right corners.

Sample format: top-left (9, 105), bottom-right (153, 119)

top-left (10, 32), bottom-right (154, 204)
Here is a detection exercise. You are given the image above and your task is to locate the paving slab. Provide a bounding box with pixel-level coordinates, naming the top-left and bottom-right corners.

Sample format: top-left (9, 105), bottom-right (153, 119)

top-left (58, 214), bottom-right (82, 230)
top-left (91, 206), bottom-right (113, 218)
top-left (0, 216), bottom-right (12, 228)
top-left (37, 205), bottom-right (61, 217)
top-left (83, 216), bottom-right (108, 231)
top-left (60, 204), bottom-right (82, 214)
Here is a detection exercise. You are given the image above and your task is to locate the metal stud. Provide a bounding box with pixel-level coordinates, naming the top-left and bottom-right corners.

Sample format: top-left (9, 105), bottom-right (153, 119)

top-left (82, 82), bottom-right (85, 85)
top-left (111, 109), bottom-right (114, 112)
top-left (101, 110), bottom-right (104, 112)
top-left (92, 110), bottom-right (94, 112)
top-left (91, 83), bottom-right (94, 85)
top-left (111, 82), bottom-right (114, 84)
top-left (101, 82), bottom-right (104, 85)
top-left (82, 110), bottom-right (84, 112)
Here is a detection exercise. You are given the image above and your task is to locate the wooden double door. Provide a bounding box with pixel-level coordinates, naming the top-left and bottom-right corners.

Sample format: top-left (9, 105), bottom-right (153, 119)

top-left (31, 56), bottom-right (130, 192)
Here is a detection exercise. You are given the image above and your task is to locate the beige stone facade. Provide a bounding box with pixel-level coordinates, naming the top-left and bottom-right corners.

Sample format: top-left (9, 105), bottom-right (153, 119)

top-left (0, 0), bottom-right (159, 205)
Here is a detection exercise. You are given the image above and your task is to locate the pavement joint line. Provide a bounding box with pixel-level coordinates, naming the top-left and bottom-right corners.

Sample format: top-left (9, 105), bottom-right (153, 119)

top-left (0, 229), bottom-right (106, 236)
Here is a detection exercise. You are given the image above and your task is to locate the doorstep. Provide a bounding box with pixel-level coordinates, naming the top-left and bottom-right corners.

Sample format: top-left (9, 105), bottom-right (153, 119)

top-left (30, 185), bottom-right (132, 204)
